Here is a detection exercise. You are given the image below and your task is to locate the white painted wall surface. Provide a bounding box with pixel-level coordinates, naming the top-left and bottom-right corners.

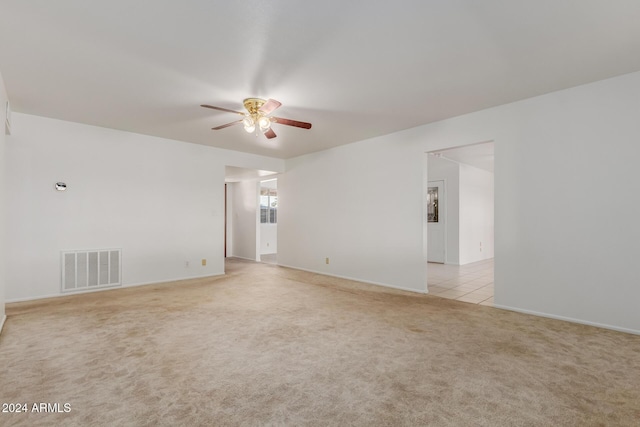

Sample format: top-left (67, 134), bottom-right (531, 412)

top-left (260, 224), bottom-right (277, 255)
top-left (279, 137), bottom-right (426, 293)
top-left (440, 73), bottom-right (640, 333)
top-left (0, 72), bottom-right (7, 328)
top-left (459, 163), bottom-right (494, 265)
top-left (426, 155), bottom-right (460, 265)
top-left (281, 71), bottom-right (640, 333)
top-left (228, 180), bottom-right (259, 261)
top-left (5, 114), bottom-right (283, 301)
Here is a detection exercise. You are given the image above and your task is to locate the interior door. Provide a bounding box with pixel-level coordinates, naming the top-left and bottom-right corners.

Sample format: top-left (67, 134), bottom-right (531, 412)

top-left (427, 180), bottom-right (445, 263)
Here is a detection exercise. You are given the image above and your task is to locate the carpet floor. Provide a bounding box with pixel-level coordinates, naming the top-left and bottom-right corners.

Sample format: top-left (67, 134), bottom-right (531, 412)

top-left (1, 258), bottom-right (639, 426)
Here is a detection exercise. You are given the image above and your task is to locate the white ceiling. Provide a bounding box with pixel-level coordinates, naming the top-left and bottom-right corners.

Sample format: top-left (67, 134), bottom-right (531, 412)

top-left (1, 1), bottom-right (640, 159)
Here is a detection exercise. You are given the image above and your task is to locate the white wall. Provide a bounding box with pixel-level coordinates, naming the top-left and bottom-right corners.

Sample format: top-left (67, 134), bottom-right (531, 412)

top-left (0, 72), bottom-right (7, 330)
top-left (426, 155), bottom-right (460, 265)
top-left (459, 163), bottom-right (494, 265)
top-left (490, 73), bottom-right (640, 334)
top-left (228, 180), bottom-right (259, 261)
top-left (279, 136), bottom-right (426, 293)
top-left (260, 224), bottom-right (277, 255)
top-left (281, 71), bottom-right (640, 334)
top-left (5, 114), bottom-right (283, 301)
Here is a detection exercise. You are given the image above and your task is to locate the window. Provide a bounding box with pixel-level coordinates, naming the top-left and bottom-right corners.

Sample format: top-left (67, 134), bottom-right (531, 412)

top-left (260, 186), bottom-right (277, 224)
top-left (427, 187), bottom-right (438, 222)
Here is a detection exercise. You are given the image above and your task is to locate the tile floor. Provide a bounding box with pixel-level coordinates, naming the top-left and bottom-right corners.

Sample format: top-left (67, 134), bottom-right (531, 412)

top-left (427, 258), bottom-right (494, 306)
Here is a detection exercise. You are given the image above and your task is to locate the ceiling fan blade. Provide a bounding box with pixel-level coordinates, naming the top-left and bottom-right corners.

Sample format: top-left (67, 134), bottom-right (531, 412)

top-left (259, 99), bottom-right (282, 115)
top-left (272, 117), bottom-right (312, 129)
top-left (212, 120), bottom-right (242, 130)
top-left (201, 104), bottom-right (245, 116)
top-left (264, 128), bottom-right (277, 139)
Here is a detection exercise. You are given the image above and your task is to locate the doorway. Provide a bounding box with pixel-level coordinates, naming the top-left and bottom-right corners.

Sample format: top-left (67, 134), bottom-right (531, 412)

top-left (224, 166), bottom-right (278, 263)
top-left (425, 142), bottom-right (495, 305)
top-left (259, 178), bottom-right (278, 264)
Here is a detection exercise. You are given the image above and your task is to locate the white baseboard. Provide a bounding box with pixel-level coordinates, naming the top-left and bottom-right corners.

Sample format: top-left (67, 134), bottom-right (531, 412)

top-left (125, 272), bottom-right (225, 289)
top-left (493, 304), bottom-right (640, 336)
top-left (277, 263), bottom-right (427, 294)
top-left (227, 256), bottom-right (260, 262)
top-left (0, 315), bottom-right (6, 335)
top-left (6, 272), bottom-right (225, 304)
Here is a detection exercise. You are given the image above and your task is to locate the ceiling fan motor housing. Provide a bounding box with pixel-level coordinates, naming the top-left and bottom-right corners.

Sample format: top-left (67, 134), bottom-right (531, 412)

top-left (243, 98), bottom-right (266, 115)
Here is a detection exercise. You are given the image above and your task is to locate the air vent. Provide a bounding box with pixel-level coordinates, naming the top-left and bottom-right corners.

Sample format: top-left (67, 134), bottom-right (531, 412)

top-left (61, 249), bottom-right (121, 292)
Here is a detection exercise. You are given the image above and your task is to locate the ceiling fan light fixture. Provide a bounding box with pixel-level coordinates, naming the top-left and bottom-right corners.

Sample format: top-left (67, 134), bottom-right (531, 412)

top-left (258, 116), bottom-right (271, 132)
top-left (203, 98), bottom-right (312, 139)
top-left (242, 116), bottom-right (255, 133)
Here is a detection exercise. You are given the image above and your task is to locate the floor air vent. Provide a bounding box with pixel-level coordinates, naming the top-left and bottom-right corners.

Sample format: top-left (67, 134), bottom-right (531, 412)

top-left (62, 249), bottom-right (121, 292)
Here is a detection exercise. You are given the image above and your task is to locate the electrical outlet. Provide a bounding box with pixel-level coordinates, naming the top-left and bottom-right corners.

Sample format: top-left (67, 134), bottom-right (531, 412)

top-left (325, 257), bottom-right (330, 265)
top-left (202, 259), bottom-right (206, 266)
top-left (267, 242), bottom-right (269, 247)
top-left (185, 261), bottom-right (190, 268)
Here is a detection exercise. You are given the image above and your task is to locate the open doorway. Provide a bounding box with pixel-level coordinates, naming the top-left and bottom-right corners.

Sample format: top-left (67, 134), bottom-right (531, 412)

top-left (259, 178), bottom-right (278, 264)
top-left (224, 166), bottom-right (278, 264)
top-left (425, 142), bottom-right (495, 306)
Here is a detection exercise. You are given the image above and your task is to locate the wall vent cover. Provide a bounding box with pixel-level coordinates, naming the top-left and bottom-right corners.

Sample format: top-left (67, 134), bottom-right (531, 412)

top-left (61, 249), bottom-right (121, 292)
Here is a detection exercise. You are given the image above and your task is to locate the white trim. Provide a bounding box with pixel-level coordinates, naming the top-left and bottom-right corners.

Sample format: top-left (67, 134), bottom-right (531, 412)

top-left (0, 315), bottom-right (6, 335)
top-left (124, 272), bottom-right (225, 288)
top-left (277, 263), bottom-right (427, 294)
top-left (6, 272), bottom-right (225, 303)
top-left (493, 304), bottom-right (640, 336)
top-left (227, 256), bottom-right (260, 262)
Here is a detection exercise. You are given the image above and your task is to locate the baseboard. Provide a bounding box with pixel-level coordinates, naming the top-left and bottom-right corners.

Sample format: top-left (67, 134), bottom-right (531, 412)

top-left (277, 263), bottom-right (427, 294)
top-left (227, 256), bottom-right (259, 262)
top-left (493, 304), bottom-right (640, 336)
top-left (125, 272), bottom-right (225, 289)
top-left (0, 315), bottom-right (6, 335)
top-left (6, 272), bottom-right (225, 304)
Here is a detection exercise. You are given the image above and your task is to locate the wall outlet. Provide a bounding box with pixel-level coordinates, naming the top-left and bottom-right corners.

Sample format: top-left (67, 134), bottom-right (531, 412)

top-left (480, 242), bottom-right (483, 252)
top-left (325, 257), bottom-right (330, 265)
top-left (201, 258), bottom-right (207, 266)
top-left (185, 261), bottom-right (190, 267)
top-left (267, 243), bottom-right (269, 247)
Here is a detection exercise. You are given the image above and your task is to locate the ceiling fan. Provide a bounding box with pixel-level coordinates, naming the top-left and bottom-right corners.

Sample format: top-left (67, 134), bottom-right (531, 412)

top-left (201, 98), bottom-right (312, 139)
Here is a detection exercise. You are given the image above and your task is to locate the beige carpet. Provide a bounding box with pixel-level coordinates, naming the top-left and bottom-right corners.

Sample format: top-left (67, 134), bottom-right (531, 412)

top-left (1, 258), bottom-right (639, 426)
